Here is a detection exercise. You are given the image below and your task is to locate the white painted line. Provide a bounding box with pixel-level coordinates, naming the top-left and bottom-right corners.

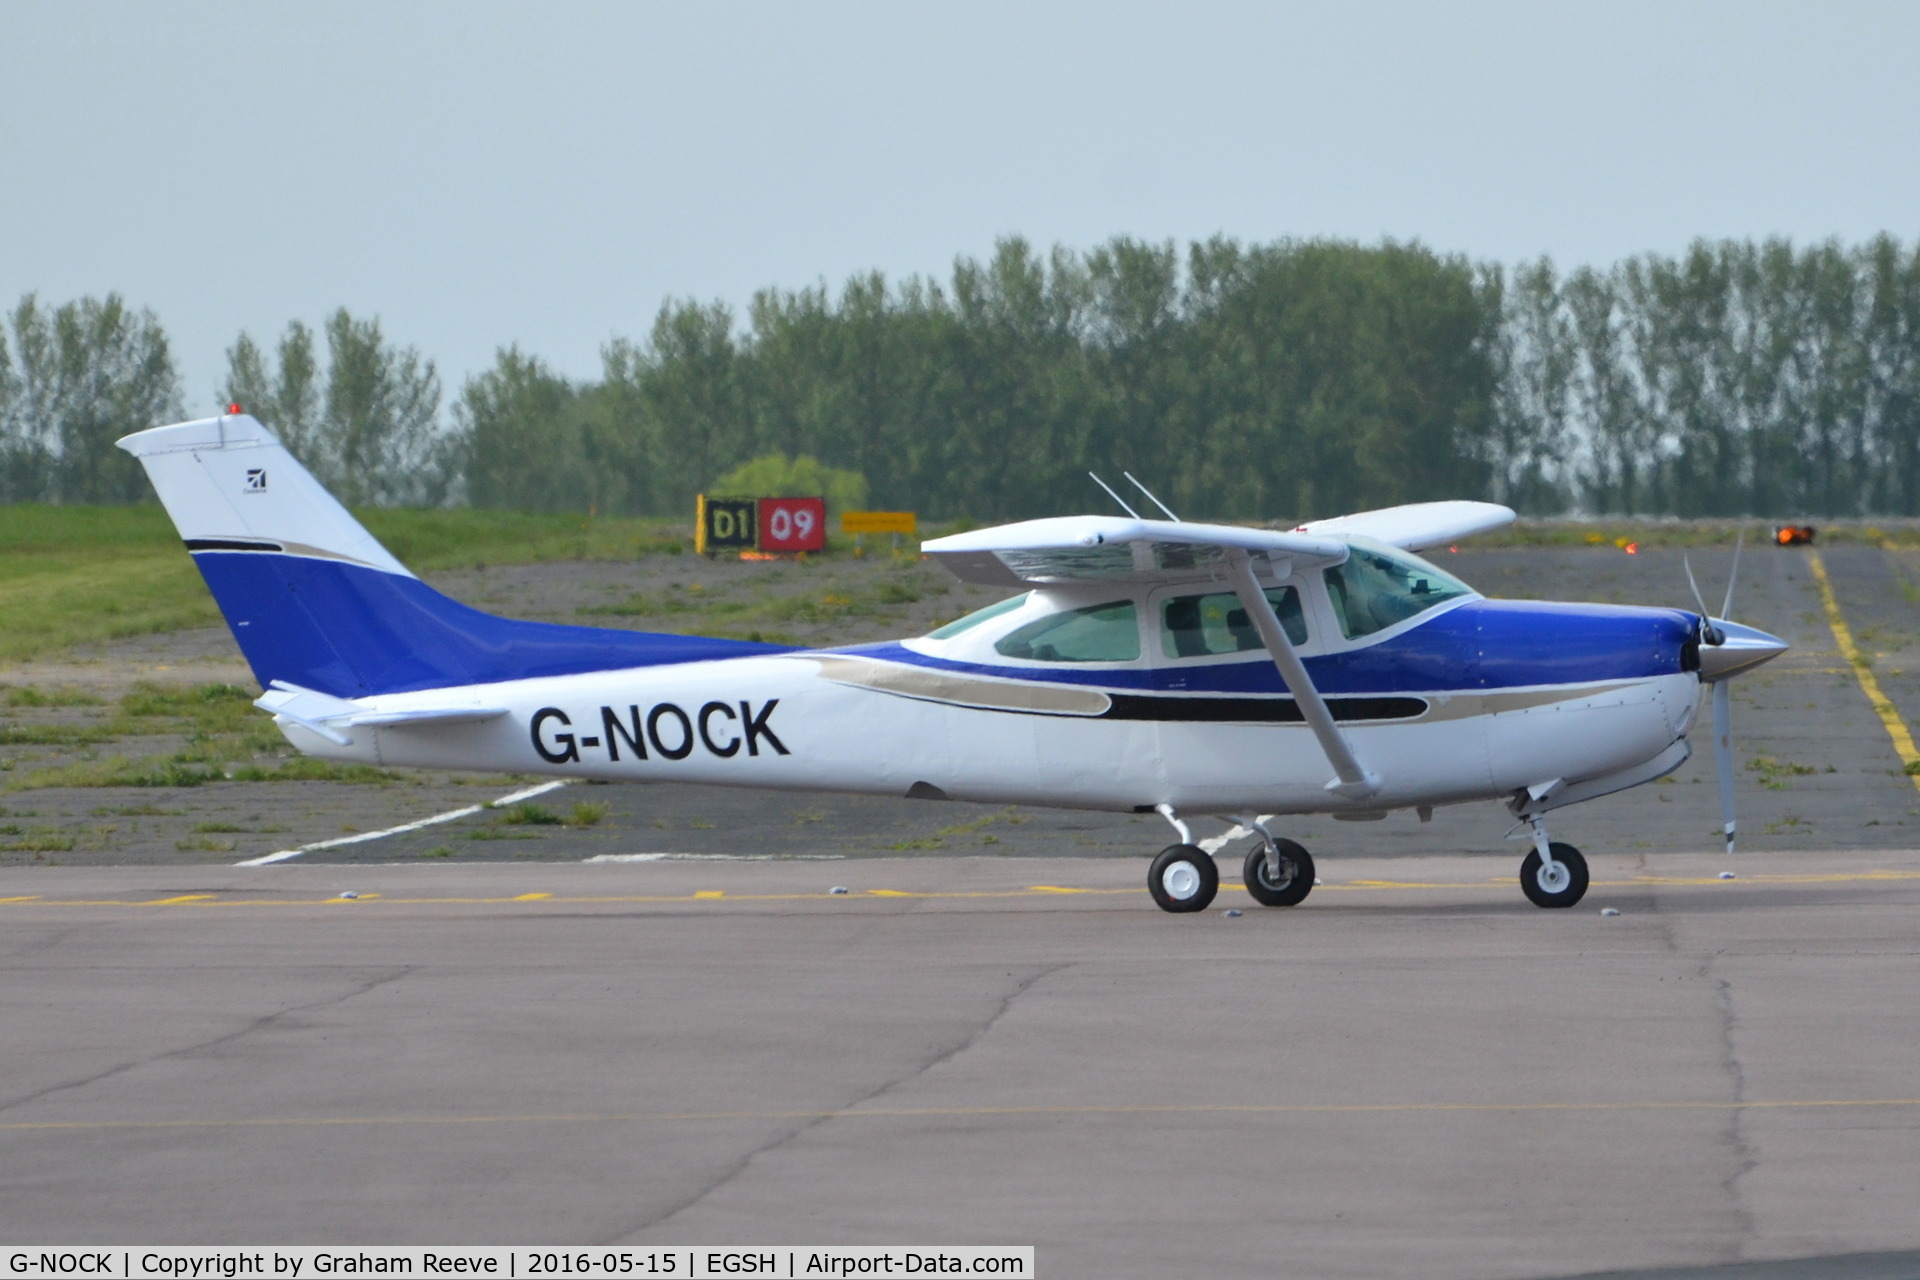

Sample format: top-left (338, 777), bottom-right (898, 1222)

top-left (235, 780), bottom-right (571, 866)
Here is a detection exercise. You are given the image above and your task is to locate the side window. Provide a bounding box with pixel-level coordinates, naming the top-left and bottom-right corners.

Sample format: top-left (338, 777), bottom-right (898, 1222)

top-left (995, 600), bottom-right (1140, 662)
top-left (1160, 588), bottom-right (1307, 658)
top-left (1324, 544), bottom-right (1471, 639)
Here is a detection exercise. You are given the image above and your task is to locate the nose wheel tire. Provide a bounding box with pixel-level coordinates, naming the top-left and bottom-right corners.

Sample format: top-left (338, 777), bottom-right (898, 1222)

top-left (1244, 839), bottom-right (1315, 907)
top-left (1520, 842), bottom-right (1589, 908)
top-left (1149, 844), bottom-right (1219, 913)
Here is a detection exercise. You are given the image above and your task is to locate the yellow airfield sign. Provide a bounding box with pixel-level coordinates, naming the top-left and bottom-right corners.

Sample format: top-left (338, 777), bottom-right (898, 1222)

top-left (841, 511), bottom-right (918, 535)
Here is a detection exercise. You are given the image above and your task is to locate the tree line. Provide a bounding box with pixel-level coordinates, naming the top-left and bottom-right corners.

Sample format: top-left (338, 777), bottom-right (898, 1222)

top-left (5, 234), bottom-right (1918, 520)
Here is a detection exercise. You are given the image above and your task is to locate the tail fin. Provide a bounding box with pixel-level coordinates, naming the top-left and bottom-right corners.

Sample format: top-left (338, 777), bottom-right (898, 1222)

top-left (119, 413), bottom-right (792, 698)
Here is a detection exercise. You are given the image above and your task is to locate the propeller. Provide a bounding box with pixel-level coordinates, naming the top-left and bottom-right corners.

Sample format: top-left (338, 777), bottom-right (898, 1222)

top-left (1682, 532), bottom-right (1762, 855)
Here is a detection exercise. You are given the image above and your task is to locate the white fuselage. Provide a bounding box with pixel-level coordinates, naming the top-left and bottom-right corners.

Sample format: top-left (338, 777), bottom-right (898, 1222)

top-left (282, 648), bottom-right (1701, 821)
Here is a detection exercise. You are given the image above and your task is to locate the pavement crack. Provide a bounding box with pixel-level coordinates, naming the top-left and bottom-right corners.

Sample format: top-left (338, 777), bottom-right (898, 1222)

top-left (603, 962), bottom-right (1069, 1243)
top-left (0, 965), bottom-right (417, 1116)
top-left (1707, 953), bottom-right (1759, 1260)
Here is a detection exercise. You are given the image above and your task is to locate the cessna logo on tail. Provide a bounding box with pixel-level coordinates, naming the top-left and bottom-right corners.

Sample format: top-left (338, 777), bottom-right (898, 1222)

top-left (531, 700), bottom-right (789, 764)
top-left (244, 469), bottom-right (267, 492)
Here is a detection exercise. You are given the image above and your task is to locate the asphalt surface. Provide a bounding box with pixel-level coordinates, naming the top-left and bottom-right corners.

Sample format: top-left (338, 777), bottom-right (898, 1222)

top-left (3, 852), bottom-right (1918, 1278)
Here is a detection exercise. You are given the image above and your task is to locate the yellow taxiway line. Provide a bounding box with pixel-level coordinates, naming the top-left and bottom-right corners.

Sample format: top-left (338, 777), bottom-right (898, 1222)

top-left (1808, 548), bottom-right (1920, 793)
top-left (1, 867), bottom-right (1917, 910)
top-left (5, 1096), bottom-right (1920, 1134)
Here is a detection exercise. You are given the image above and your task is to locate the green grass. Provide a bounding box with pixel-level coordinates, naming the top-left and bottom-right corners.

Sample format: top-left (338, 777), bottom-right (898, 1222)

top-left (498, 802), bottom-right (564, 826)
top-left (0, 504), bottom-right (690, 662)
top-left (1, 680), bottom-right (403, 791)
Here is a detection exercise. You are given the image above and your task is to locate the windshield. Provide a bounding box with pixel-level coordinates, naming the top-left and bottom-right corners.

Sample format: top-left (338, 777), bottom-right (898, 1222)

top-left (1161, 587), bottom-right (1307, 657)
top-left (1323, 541), bottom-right (1472, 640)
top-left (994, 600), bottom-right (1141, 662)
top-left (927, 592), bottom-right (1030, 640)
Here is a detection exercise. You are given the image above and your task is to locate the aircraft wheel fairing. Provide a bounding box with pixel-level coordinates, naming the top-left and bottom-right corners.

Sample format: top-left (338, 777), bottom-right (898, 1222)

top-left (1149, 844), bottom-right (1219, 913)
top-left (1244, 839), bottom-right (1315, 907)
top-left (1520, 842), bottom-right (1589, 908)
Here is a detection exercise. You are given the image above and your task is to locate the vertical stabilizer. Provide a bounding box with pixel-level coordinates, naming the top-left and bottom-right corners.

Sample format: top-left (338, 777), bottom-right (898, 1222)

top-left (117, 414), bottom-right (411, 575)
top-left (119, 412), bottom-right (794, 698)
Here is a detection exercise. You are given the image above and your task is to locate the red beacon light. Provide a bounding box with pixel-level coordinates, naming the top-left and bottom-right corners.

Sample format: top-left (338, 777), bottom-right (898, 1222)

top-left (227, 403), bottom-right (243, 415)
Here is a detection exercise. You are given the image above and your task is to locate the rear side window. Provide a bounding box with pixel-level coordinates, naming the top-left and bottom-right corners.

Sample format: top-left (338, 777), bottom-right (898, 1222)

top-left (1324, 543), bottom-right (1471, 639)
top-left (1160, 588), bottom-right (1307, 657)
top-left (995, 600), bottom-right (1140, 662)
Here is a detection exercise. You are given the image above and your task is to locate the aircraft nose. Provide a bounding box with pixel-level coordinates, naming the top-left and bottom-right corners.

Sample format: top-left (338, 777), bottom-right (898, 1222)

top-left (1698, 619), bottom-right (1789, 681)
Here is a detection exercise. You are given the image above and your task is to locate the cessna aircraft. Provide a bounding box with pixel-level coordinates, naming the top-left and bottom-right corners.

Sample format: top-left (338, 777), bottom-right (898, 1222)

top-left (119, 413), bottom-right (1787, 913)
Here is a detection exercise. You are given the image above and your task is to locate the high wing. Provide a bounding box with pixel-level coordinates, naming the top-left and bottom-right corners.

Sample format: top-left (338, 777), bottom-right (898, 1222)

top-left (1293, 500), bottom-right (1514, 551)
top-left (920, 516), bottom-right (1350, 587)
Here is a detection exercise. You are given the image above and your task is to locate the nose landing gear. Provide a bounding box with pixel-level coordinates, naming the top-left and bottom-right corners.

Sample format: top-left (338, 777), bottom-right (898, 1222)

top-left (1517, 813), bottom-right (1588, 908)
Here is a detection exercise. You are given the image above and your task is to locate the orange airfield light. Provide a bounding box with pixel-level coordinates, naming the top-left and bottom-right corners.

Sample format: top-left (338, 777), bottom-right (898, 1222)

top-left (1774, 525), bottom-right (1816, 546)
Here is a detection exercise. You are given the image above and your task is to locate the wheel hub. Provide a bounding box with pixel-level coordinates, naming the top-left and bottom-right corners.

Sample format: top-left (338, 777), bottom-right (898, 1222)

top-left (1259, 856), bottom-right (1294, 890)
top-left (1162, 862), bottom-right (1201, 900)
top-left (1536, 861), bottom-right (1570, 894)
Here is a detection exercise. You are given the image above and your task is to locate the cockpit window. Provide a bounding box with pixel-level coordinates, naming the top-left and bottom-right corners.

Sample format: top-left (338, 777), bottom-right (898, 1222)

top-left (995, 600), bottom-right (1140, 662)
top-left (1323, 541), bottom-right (1472, 640)
top-left (1161, 587), bottom-right (1307, 658)
top-left (927, 592), bottom-right (1030, 640)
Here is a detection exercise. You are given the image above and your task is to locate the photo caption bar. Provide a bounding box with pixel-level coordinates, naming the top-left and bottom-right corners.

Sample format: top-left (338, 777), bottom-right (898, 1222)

top-left (3, 1249), bottom-right (1033, 1279)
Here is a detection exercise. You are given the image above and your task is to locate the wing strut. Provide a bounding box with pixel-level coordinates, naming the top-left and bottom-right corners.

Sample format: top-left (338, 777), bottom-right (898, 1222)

top-left (1223, 550), bottom-right (1380, 800)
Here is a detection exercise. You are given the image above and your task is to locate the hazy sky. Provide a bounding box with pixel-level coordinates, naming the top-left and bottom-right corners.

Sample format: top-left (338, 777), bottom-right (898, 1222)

top-left (5, 1), bottom-right (1917, 409)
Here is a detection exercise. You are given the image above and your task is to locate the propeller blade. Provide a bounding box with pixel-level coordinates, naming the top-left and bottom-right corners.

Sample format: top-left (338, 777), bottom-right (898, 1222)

top-left (1683, 552), bottom-right (1711, 619)
top-left (1683, 553), bottom-right (1723, 644)
top-left (1721, 529), bottom-right (1744, 621)
top-left (1713, 679), bottom-right (1736, 854)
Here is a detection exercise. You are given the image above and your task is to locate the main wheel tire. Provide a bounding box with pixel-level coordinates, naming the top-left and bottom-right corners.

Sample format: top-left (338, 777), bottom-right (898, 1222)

top-left (1244, 839), bottom-right (1315, 907)
top-left (1520, 842), bottom-right (1589, 908)
top-left (1148, 844), bottom-right (1219, 913)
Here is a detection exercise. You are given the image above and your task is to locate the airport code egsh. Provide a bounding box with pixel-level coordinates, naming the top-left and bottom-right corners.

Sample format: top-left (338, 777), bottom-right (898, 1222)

top-left (5, 1252), bottom-right (1032, 1279)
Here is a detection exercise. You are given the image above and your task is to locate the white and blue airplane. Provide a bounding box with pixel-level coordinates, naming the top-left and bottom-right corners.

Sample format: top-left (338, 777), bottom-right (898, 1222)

top-left (119, 412), bottom-right (1787, 912)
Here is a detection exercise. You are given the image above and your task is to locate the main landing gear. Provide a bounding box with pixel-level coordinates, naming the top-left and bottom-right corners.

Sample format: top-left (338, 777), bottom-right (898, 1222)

top-left (1149, 843), bottom-right (1219, 913)
top-left (1147, 808), bottom-right (1316, 914)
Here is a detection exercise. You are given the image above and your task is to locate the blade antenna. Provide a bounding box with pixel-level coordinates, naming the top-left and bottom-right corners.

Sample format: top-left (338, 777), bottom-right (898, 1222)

top-left (1089, 472), bottom-right (1142, 518)
top-left (1123, 472), bottom-right (1180, 522)
top-left (1721, 529), bottom-right (1744, 621)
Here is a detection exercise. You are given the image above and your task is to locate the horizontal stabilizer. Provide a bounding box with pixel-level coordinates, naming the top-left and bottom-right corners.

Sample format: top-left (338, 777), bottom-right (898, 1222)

top-left (256, 681), bottom-right (508, 747)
